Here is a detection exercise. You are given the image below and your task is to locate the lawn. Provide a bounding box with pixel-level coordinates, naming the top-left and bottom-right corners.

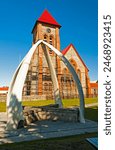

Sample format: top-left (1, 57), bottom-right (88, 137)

top-left (85, 106), bottom-right (98, 122)
top-left (0, 97), bottom-right (98, 112)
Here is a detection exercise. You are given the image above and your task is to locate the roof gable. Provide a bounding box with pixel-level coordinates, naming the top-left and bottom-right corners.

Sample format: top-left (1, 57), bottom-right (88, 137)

top-left (62, 44), bottom-right (89, 71)
top-left (38, 9), bottom-right (61, 27)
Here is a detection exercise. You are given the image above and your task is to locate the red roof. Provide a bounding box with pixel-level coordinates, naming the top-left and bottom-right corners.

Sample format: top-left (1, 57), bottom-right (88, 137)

top-left (90, 83), bottom-right (98, 88)
top-left (38, 9), bottom-right (61, 27)
top-left (62, 44), bottom-right (89, 71)
top-left (62, 44), bottom-right (72, 55)
top-left (0, 87), bottom-right (9, 91)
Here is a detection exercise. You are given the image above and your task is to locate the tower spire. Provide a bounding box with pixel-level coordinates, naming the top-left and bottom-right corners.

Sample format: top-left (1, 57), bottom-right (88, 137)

top-left (38, 9), bottom-right (61, 27)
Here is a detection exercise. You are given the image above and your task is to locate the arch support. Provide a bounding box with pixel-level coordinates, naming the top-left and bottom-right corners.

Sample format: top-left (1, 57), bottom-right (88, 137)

top-left (6, 40), bottom-right (43, 130)
top-left (41, 44), bottom-right (63, 108)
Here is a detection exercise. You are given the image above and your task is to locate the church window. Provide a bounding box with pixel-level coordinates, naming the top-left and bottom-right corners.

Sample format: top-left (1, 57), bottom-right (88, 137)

top-left (32, 75), bottom-right (37, 80)
top-left (44, 83), bottom-right (48, 91)
top-left (49, 35), bottom-right (54, 45)
top-left (63, 68), bottom-right (68, 74)
top-left (43, 75), bottom-right (51, 81)
top-left (43, 34), bottom-right (48, 42)
top-left (49, 83), bottom-right (52, 90)
top-left (49, 35), bottom-right (54, 54)
top-left (69, 59), bottom-right (77, 71)
top-left (77, 69), bottom-right (81, 81)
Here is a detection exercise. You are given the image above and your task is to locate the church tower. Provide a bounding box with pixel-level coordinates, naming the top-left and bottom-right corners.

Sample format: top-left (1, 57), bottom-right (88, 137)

top-left (32, 9), bottom-right (61, 48)
top-left (24, 10), bottom-right (61, 97)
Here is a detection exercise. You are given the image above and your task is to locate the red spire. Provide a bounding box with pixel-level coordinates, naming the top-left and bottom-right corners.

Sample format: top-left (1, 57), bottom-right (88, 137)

top-left (38, 9), bottom-right (61, 27)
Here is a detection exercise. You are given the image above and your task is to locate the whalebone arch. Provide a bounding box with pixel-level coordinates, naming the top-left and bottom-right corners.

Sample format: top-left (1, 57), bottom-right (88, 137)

top-left (6, 40), bottom-right (85, 130)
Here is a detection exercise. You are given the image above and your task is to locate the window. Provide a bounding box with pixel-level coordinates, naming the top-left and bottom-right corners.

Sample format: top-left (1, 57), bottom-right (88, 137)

top-left (49, 83), bottom-right (52, 90)
top-left (49, 36), bottom-right (53, 45)
top-left (69, 59), bottom-right (77, 71)
top-left (49, 35), bottom-right (54, 54)
top-left (43, 75), bottom-right (51, 81)
top-left (32, 75), bottom-right (37, 80)
top-left (63, 68), bottom-right (68, 74)
top-left (43, 34), bottom-right (48, 42)
top-left (44, 83), bottom-right (48, 91)
top-left (94, 89), bottom-right (96, 94)
top-left (77, 69), bottom-right (81, 80)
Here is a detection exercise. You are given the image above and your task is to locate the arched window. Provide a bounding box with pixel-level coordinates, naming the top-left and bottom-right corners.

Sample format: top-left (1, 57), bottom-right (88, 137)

top-left (49, 35), bottom-right (54, 54)
top-left (49, 35), bottom-right (54, 45)
top-left (49, 83), bottom-right (52, 90)
top-left (43, 34), bottom-right (48, 42)
top-left (49, 36), bottom-right (53, 45)
top-left (69, 59), bottom-right (77, 71)
top-left (44, 83), bottom-right (48, 91)
top-left (62, 68), bottom-right (68, 74)
top-left (77, 69), bottom-right (81, 81)
top-left (61, 68), bottom-right (69, 83)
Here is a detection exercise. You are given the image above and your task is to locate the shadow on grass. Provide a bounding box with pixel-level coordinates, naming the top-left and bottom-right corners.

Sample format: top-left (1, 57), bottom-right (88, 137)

top-left (85, 107), bottom-right (98, 122)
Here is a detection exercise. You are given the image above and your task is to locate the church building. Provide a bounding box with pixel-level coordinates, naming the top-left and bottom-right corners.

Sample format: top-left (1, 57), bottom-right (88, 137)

top-left (23, 10), bottom-right (91, 99)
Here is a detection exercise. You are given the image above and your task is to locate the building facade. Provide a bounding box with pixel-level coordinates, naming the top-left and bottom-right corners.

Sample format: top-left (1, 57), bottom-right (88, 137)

top-left (0, 87), bottom-right (8, 95)
top-left (23, 10), bottom-right (92, 99)
top-left (90, 81), bottom-right (98, 97)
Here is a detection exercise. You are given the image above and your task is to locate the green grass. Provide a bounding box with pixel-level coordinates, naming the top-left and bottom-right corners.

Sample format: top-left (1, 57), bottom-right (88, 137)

top-left (63, 97), bottom-right (98, 108)
top-left (0, 97), bottom-right (98, 112)
top-left (0, 132), bottom-right (97, 150)
top-left (0, 102), bottom-right (6, 112)
top-left (84, 97), bottom-right (98, 104)
top-left (85, 106), bottom-right (98, 122)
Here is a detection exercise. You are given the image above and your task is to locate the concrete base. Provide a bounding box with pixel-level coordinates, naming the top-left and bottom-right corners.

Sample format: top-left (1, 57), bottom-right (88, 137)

top-left (0, 112), bottom-right (97, 145)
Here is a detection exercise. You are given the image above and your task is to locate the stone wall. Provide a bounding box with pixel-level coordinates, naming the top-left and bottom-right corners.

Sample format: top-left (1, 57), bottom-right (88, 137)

top-left (23, 105), bottom-right (79, 125)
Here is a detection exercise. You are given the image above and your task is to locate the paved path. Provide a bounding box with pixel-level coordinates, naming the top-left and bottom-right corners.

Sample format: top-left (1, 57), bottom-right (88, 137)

top-left (0, 113), bottom-right (7, 132)
top-left (85, 103), bottom-right (98, 108)
top-left (0, 112), bottom-right (7, 122)
top-left (0, 112), bottom-right (97, 145)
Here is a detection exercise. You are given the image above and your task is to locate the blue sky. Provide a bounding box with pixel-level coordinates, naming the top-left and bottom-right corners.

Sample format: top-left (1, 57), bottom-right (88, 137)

top-left (0, 0), bottom-right (98, 86)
